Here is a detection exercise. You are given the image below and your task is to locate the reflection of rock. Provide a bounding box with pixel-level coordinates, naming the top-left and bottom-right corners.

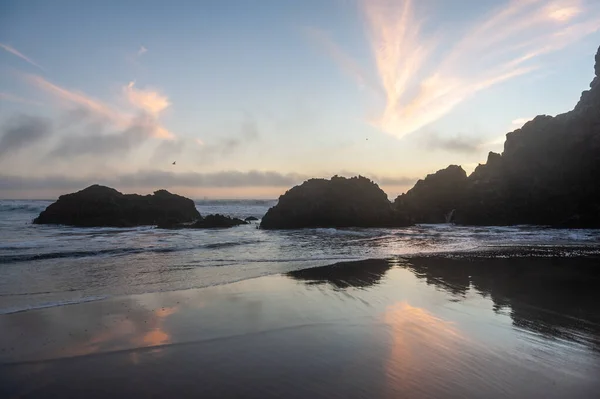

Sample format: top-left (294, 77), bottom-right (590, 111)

top-left (287, 259), bottom-right (393, 289)
top-left (403, 256), bottom-right (600, 348)
top-left (262, 176), bottom-right (408, 229)
top-left (34, 185), bottom-right (200, 227)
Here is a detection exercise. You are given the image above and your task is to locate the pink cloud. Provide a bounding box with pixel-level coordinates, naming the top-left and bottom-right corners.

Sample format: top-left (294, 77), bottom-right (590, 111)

top-left (123, 81), bottom-right (170, 116)
top-left (318, 0), bottom-right (600, 139)
top-left (24, 74), bottom-right (174, 139)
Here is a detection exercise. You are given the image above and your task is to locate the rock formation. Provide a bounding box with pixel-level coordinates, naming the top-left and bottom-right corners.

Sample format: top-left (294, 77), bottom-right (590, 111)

top-left (395, 45), bottom-right (600, 227)
top-left (34, 185), bottom-right (200, 227)
top-left (188, 214), bottom-right (247, 228)
top-left (394, 165), bottom-right (467, 224)
top-left (260, 176), bottom-right (408, 229)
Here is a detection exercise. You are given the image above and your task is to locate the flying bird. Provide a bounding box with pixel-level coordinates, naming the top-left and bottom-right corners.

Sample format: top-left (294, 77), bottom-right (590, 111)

top-left (172, 161), bottom-right (176, 165)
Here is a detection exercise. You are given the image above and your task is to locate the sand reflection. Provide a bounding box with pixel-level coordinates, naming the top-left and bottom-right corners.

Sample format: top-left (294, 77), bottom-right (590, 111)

top-left (382, 301), bottom-right (463, 397)
top-left (56, 305), bottom-right (179, 359)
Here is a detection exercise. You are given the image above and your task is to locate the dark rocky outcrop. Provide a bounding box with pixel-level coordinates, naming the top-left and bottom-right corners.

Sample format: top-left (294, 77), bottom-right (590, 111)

top-left (261, 176), bottom-right (408, 229)
top-left (34, 185), bottom-right (200, 227)
top-left (394, 45), bottom-right (600, 227)
top-left (394, 165), bottom-right (467, 223)
top-left (244, 216), bottom-right (259, 222)
top-left (157, 214), bottom-right (247, 229)
top-left (191, 214), bottom-right (247, 228)
top-left (453, 47), bottom-right (600, 227)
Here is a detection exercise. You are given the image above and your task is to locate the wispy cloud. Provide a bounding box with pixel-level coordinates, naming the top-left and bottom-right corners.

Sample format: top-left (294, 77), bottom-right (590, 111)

top-left (421, 131), bottom-right (507, 154)
top-left (306, 28), bottom-right (381, 95)
top-left (24, 74), bottom-right (174, 139)
top-left (137, 46), bottom-right (148, 56)
top-left (151, 116), bottom-right (260, 166)
top-left (319, 0), bottom-right (600, 138)
top-left (0, 43), bottom-right (44, 70)
top-left (0, 92), bottom-right (44, 106)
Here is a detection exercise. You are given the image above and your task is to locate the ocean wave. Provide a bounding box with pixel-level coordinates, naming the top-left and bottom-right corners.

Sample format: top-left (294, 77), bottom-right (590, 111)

top-left (204, 239), bottom-right (262, 249)
top-left (0, 246), bottom-right (184, 264)
top-left (0, 203), bottom-right (48, 213)
top-left (0, 295), bottom-right (107, 315)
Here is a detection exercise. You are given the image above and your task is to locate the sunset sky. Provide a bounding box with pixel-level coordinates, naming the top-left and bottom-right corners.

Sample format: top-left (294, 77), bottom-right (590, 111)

top-left (1, 0), bottom-right (599, 199)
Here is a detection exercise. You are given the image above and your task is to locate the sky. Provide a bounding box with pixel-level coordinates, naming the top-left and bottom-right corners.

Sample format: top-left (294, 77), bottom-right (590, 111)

top-left (1, 0), bottom-right (599, 199)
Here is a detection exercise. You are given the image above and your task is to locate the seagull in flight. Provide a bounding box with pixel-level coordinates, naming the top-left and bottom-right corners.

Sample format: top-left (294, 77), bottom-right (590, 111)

top-left (172, 161), bottom-right (176, 165)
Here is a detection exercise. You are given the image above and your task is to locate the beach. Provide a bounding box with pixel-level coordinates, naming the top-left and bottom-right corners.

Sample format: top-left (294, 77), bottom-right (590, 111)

top-left (2, 256), bottom-right (600, 398)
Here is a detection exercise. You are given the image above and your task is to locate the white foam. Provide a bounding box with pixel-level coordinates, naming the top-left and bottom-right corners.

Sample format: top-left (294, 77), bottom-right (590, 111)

top-left (0, 295), bottom-right (108, 315)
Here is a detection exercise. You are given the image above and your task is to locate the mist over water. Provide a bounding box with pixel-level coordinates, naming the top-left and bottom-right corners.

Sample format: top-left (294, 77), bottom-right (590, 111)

top-left (1, 199), bottom-right (600, 314)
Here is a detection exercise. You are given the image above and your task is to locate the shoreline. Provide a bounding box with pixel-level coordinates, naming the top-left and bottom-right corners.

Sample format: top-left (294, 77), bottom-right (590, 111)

top-left (2, 254), bottom-right (600, 397)
top-left (2, 244), bottom-right (600, 316)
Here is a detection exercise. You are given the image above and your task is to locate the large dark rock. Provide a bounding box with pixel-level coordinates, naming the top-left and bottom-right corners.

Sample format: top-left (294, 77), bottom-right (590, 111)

top-left (394, 165), bottom-right (467, 223)
top-left (394, 45), bottom-right (600, 227)
top-left (260, 175), bottom-right (408, 229)
top-left (34, 185), bottom-right (200, 227)
top-left (453, 45), bottom-right (600, 227)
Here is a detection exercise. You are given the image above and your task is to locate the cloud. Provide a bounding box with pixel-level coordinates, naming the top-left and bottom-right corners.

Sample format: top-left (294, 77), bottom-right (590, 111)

top-left (0, 170), bottom-right (417, 191)
top-left (49, 112), bottom-right (161, 159)
top-left (25, 74), bottom-right (121, 121)
top-left (137, 46), bottom-right (148, 56)
top-left (0, 170), bottom-right (309, 191)
top-left (123, 81), bottom-right (170, 115)
top-left (422, 132), bottom-right (485, 154)
top-left (318, 0), bottom-right (600, 138)
top-left (372, 176), bottom-right (416, 186)
top-left (0, 115), bottom-right (53, 158)
top-left (421, 131), bottom-right (508, 154)
top-left (24, 74), bottom-right (174, 139)
top-left (0, 43), bottom-right (44, 70)
top-left (0, 92), bottom-right (44, 106)
top-left (511, 117), bottom-right (533, 126)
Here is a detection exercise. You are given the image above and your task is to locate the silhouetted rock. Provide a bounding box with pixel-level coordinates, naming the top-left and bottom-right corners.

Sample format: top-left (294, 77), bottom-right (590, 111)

top-left (157, 214), bottom-right (247, 229)
top-left (191, 214), bottom-right (247, 228)
top-left (33, 185), bottom-right (200, 227)
top-left (394, 165), bottom-right (467, 223)
top-left (394, 45), bottom-right (600, 227)
top-left (245, 216), bottom-right (259, 222)
top-left (260, 176), bottom-right (408, 229)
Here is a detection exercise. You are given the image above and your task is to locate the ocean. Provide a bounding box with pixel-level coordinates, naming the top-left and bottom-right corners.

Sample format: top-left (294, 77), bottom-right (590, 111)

top-left (2, 199), bottom-right (600, 315)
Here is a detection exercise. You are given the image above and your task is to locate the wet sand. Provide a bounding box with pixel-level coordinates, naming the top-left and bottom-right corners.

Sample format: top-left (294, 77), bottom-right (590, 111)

top-left (2, 256), bottom-right (600, 398)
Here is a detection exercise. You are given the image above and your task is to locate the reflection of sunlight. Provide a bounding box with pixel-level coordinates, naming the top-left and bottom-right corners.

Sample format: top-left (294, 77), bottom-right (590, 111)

top-left (383, 302), bottom-right (463, 396)
top-left (142, 329), bottom-right (170, 346)
top-left (155, 306), bottom-right (178, 318)
top-left (135, 306), bottom-right (177, 349)
top-left (60, 305), bottom-right (179, 359)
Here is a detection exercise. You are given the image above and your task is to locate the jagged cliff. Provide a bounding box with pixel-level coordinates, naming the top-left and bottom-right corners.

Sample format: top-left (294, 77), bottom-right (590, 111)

top-left (397, 45), bottom-right (600, 227)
